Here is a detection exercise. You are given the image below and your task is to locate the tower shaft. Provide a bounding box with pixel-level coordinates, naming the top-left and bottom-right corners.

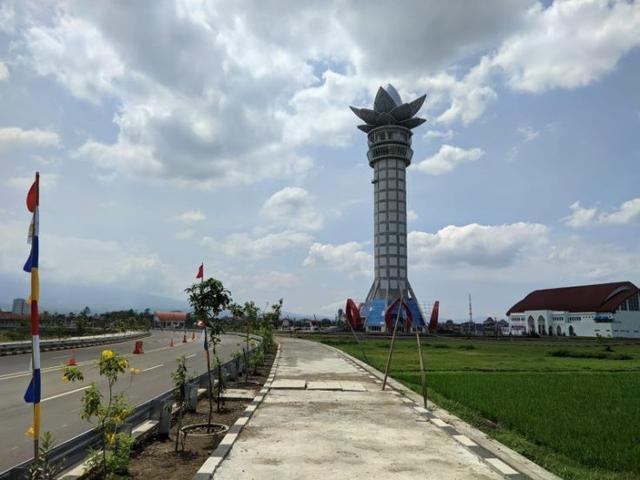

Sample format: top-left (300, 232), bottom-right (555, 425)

top-left (362, 125), bottom-right (423, 331)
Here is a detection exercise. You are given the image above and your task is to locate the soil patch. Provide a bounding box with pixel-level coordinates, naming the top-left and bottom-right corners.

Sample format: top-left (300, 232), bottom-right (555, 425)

top-left (126, 351), bottom-right (275, 480)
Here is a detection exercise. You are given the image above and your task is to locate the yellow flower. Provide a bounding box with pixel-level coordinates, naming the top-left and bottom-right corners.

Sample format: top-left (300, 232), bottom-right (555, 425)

top-left (106, 432), bottom-right (116, 445)
top-left (62, 375), bottom-right (69, 382)
top-left (130, 367), bottom-right (140, 375)
top-left (119, 358), bottom-right (129, 369)
top-left (101, 349), bottom-right (114, 361)
top-left (25, 426), bottom-right (35, 438)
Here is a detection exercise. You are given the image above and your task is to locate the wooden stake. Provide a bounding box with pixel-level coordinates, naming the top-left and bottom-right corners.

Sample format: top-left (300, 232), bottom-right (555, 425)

top-left (382, 295), bottom-right (403, 391)
top-left (415, 330), bottom-right (427, 409)
top-left (346, 313), bottom-right (370, 364)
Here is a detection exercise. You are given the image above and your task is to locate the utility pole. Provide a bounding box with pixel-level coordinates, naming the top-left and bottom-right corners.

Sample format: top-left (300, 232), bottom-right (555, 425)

top-left (468, 293), bottom-right (474, 336)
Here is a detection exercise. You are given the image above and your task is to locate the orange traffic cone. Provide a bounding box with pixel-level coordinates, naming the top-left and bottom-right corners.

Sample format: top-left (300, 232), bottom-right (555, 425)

top-left (169, 338), bottom-right (174, 347)
top-left (66, 349), bottom-right (77, 366)
top-left (182, 333), bottom-right (187, 343)
top-left (133, 340), bottom-right (144, 354)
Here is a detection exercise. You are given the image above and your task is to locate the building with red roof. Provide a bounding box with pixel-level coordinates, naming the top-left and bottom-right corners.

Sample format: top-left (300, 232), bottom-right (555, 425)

top-left (153, 311), bottom-right (187, 329)
top-left (507, 281), bottom-right (640, 337)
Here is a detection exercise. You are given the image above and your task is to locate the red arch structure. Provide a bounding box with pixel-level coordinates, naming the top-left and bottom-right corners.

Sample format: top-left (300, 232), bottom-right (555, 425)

top-left (345, 298), bottom-right (363, 330)
top-left (384, 298), bottom-right (413, 332)
top-left (428, 301), bottom-right (440, 333)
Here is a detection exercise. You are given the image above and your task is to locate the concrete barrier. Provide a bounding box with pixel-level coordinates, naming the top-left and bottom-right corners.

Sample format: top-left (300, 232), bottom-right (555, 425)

top-left (0, 331), bottom-right (150, 357)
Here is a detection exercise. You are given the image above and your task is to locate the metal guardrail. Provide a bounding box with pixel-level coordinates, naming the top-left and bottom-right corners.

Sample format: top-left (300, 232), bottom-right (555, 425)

top-left (0, 334), bottom-right (262, 480)
top-left (0, 331), bottom-right (151, 356)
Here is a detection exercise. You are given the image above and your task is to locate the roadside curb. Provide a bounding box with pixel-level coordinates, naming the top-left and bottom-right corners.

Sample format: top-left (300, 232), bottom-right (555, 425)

top-left (322, 342), bottom-right (562, 480)
top-left (192, 344), bottom-right (281, 480)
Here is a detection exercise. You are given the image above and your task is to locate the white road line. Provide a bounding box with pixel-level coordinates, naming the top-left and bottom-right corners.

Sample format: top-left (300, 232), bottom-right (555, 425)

top-left (186, 354), bottom-right (196, 359)
top-left (42, 386), bottom-right (90, 402)
top-left (142, 364), bottom-right (164, 372)
top-left (52, 354), bottom-right (69, 359)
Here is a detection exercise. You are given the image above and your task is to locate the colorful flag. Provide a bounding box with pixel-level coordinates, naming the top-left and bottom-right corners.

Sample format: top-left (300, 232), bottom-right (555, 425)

top-left (23, 173), bottom-right (41, 443)
top-left (196, 263), bottom-right (204, 279)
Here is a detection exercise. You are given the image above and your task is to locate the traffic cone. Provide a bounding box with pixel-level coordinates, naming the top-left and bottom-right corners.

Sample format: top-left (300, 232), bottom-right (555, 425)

top-left (170, 338), bottom-right (174, 347)
top-left (133, 340), bottom-right (144, 354)
top-left (66, 349), bottom-right (77, 366)
top-left (182, 333), bottom-right (187, 343)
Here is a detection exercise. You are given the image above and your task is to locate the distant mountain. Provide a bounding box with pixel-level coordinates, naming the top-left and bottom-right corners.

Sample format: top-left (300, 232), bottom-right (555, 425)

top-left (0, 274), bottom-right (188, 314)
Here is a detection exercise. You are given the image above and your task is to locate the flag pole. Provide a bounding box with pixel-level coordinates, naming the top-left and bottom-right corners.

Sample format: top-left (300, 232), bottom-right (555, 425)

top-left (30, 171), bottom-right (41, 460)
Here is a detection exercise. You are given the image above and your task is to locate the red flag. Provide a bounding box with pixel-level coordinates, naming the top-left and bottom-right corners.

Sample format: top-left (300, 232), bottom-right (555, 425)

top-left (196, 263), bottom-right (204, 279)
top-left (26, 178), bottom-right (38, 213)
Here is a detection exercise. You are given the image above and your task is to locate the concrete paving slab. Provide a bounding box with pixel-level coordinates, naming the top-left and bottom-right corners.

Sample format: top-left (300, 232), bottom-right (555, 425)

top-left (307, 380), bottom-right (343, 390)
top-left (214, 337), bottom-right (504, 480)
top-left (223, 388), bottom-right (256, 400)
top-left (270, 379), bottom-right (306, 389)
top-left (340, 381), bottom-right (367, 392)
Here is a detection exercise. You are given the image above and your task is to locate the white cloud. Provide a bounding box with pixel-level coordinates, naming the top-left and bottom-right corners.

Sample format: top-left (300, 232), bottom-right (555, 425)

top-left (22, 13), bottom-right (124, 103)
top-left (262, 187), bottom-right (324, 231)
top-left (0, 61), bottom-right (8, 80)
top-left (251, 271), bottom-right (298, 291)
top-left (600, 198), bottom-right (640, 225)
top-left (203, 230), bottom-right (313, 258)
top-left (564, 198), bottom-right (640, 227)
top-left (563, 201), bottom-right (598, 228)
top-left (0, 127), bottom-right (60, 150)
top-left (0, 220), bottom-right (175, 294)
top-left (492, 0), bottom-right (640, 93)
top-left (5, 173), bottom-right (59, 190)
top-left (407, 210), bottom-right (419, 222)
top-left (304, 241), bottom-right (371, 278)
top-left (424, 129), bottom-right (454, 141)
top-left (409, 222), bottom-right (548, 268)
top-left (414, 144), bottom-right (484, 175)
top-left (517, 125), bottom-right (539, 142)
top-left (169, 210), bottom-right (206, 224)
top-left (435, 57), bottom-right (497, 125)
top-left (74, 140), bottom-right (163, 177)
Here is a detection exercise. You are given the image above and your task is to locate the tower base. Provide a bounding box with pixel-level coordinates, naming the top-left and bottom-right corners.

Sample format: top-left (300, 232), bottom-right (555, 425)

top-left (361, 292), bottom-right (426, 334)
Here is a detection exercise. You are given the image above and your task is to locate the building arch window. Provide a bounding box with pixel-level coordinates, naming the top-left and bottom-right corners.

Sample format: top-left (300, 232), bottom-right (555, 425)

top-left (556, 325), bottom-right (562, 336)
top-left (537, 315), bottom-right (545, 335)
top-left (527, 316), bottom-right (535, 334)
top-left (569, 325), bottom-right (575, 336)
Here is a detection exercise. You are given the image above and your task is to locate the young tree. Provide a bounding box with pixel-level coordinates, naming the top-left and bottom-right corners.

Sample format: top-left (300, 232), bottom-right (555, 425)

top-left (185, 277), bottom-right (232, 427)
top-left (63, 350), bottom-right (138, 478)
top-left (171, 355), bottom-right (192, 452)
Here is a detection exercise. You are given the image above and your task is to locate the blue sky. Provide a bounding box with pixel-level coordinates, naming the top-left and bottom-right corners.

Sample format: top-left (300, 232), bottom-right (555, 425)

top-left (1, 0), bottom-right (639, 320)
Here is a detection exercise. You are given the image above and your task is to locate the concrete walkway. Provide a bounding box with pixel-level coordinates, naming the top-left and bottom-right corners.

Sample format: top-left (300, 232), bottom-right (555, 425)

top-left (213, 337), bottom-right (525, 479)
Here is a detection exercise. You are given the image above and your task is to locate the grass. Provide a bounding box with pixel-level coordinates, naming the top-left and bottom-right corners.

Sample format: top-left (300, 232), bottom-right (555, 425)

top-left (313, 335), bottom-right (640, 480)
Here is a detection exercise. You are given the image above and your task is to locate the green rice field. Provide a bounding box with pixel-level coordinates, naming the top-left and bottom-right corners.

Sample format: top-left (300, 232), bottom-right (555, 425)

top-left (314, 335), bottom-right (640, 480)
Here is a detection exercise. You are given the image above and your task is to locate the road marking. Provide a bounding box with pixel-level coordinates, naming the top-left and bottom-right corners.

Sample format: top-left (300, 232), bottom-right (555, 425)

top-left (42, 386), bottom-right (90, 402)
top-left (142, 364), bottom-right (164, 372)
top-left (186, 354), bottom-right (197, 359)
top-left (52, 354), bottom-right (70, 359)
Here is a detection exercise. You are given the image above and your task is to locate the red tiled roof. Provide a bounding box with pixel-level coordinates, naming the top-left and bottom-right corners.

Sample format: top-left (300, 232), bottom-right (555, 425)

top-left (506, 281), bottom-right (638, 315)
top-left (154, 311), bottom-right (187, 322)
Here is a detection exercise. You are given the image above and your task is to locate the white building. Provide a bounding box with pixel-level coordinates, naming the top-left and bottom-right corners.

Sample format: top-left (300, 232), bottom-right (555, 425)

top-left (507, 281), bottom-right (640, 338)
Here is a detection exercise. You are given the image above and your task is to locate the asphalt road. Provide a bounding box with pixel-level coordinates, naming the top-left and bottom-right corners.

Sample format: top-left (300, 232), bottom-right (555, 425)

top-left (0, 330), bottom-right (247, 472)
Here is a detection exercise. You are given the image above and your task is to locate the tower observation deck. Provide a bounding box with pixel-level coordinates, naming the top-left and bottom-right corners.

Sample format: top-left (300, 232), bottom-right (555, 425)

top-left (351, 85), bottom-right (426, 332)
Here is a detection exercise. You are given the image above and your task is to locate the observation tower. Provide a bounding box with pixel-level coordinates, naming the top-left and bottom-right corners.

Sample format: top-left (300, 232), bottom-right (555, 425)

top-left (350, 84), bottom-right (426, 332)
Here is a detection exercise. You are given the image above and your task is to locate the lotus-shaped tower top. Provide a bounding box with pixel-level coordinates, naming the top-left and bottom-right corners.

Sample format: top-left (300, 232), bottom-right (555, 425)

top-left (350, 84), bottom-right (426, 133)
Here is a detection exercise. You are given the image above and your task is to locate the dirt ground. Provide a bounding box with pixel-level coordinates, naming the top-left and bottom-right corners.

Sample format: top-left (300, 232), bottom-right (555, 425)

top-left (127, 352), bottom-right (275, 480)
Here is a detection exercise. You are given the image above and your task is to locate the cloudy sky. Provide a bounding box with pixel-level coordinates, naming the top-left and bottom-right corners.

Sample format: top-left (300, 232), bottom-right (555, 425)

top-left (1, 0), bottom-right (639, 319)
